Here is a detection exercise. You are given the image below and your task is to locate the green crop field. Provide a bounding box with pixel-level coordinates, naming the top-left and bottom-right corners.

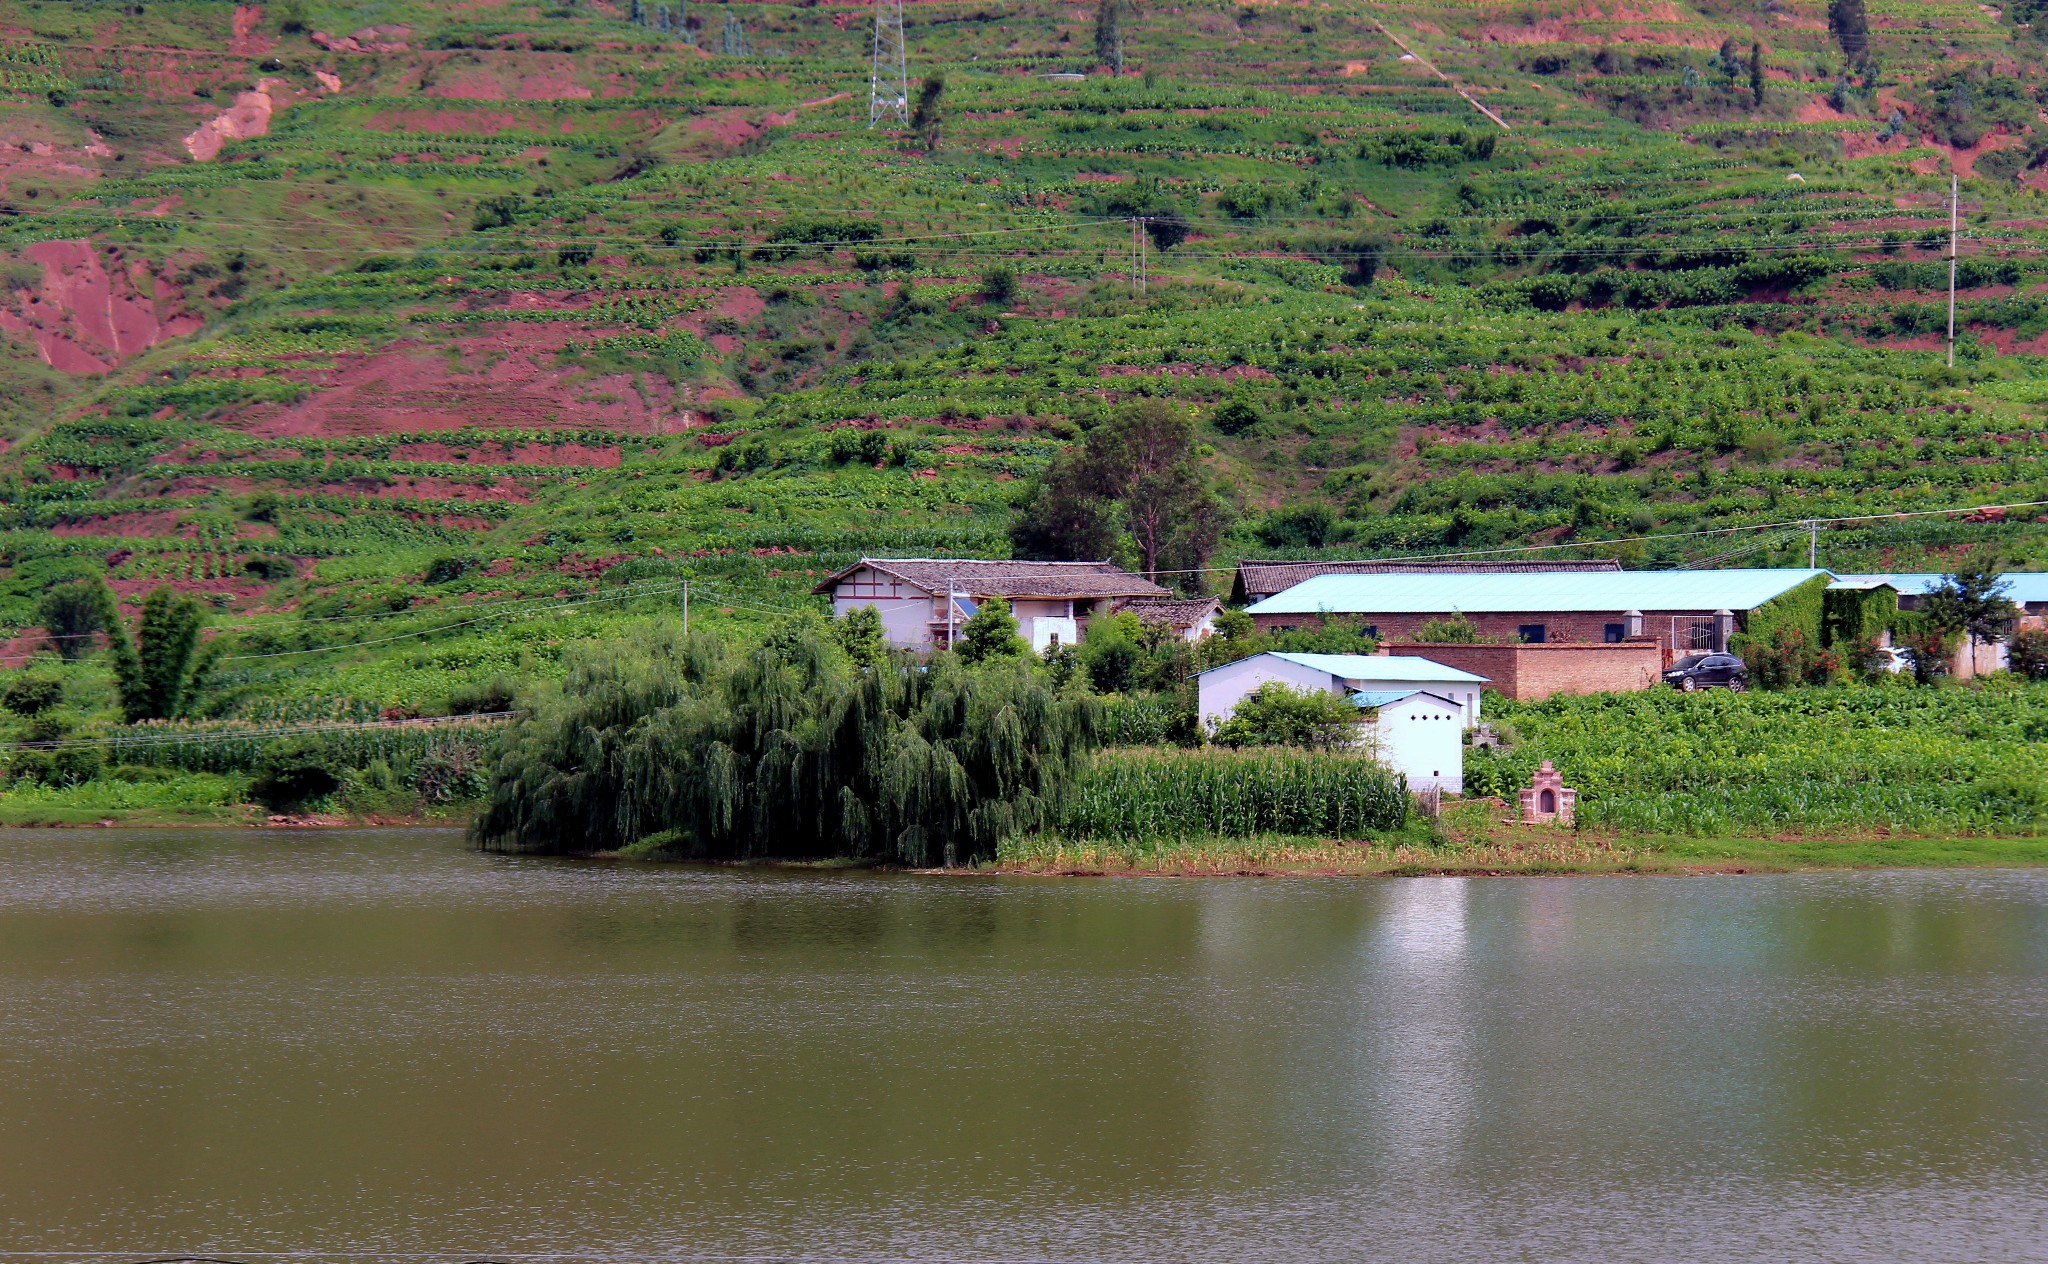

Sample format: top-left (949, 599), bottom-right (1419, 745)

top-left (0, 0), bottom-right (2046, 828)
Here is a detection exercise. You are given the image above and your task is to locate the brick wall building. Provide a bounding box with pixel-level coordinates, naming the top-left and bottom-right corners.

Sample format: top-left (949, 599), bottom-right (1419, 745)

top-left (1246, 569), bottom-right (1831, 666)
top-left (1380, 640), bottom-right (1664, 700)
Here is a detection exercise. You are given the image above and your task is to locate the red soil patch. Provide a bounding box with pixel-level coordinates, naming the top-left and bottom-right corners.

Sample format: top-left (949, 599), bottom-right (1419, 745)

top-left (243, 331), bottom-right (682, 438)
top-left (228, 5), bottom-right (275, 56)
top-left (310, 24), bottom-right (411, 53)
top-left (1795, 96), bottom-right (1850, 124)
top-left (0, 240), bottom-right (201, 373)
top-left (714, 287), bottom-right (765, 321)
top-left (1974, 328), bottom-right (2048, 356)
top-left (422, 53), bottom-right (593, 101)
top-left (688, 108), bottom-right (765, 148)
top-left (50, 510), bottom-right (192, 538)
top-left (183, 77), bottom-right (295, 161)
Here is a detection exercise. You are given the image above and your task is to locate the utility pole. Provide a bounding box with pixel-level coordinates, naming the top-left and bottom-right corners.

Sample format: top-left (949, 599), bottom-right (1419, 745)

top-left (1948, 173), bottom-right (1959, 370)
top-left (682, 578), bottom-right (690, 635)
top-left (1807, 519), bottom-right (1818, 569)
top-left (945, 580), bottom-right (956, 647)
top-left (1130, 217), bottom-right (1147, 298)
top-left (868, 0), bottom-right (908, 127)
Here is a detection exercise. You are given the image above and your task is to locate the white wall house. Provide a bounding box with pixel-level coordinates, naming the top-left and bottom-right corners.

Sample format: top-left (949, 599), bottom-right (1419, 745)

top-left (1195, 652), bottom-right (1489, 731)
top-left (1353, 690), bottom-right (1466, 794)
top-left (814, 558), bottom-right (1171, 652)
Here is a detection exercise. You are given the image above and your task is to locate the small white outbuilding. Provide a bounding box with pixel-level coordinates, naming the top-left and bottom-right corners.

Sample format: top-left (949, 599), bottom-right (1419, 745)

top-left (1195, 651), bottom-right (1489, 796)
top-left (1350, 690), bottom-right (1466, 794)
top-left (1195, 651), bottom-right (1489, 731)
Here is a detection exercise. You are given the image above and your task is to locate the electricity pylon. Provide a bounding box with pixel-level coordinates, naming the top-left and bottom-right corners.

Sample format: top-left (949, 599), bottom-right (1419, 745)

top-left (869, 0), bottom-right (908, 127)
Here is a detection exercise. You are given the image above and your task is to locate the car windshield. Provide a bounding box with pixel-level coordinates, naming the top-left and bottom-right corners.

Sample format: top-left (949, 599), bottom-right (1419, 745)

top-left (1670, 656), bottom-right (1709, 670)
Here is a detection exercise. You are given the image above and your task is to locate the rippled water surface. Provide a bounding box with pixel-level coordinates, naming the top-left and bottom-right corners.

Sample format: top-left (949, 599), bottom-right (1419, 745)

top-left (2, 828), bottom-right (2046, 1263)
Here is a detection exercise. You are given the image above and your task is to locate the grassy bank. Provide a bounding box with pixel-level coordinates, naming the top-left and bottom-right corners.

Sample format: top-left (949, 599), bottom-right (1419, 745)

top-left (995, 824), bottom-right (2048, 877)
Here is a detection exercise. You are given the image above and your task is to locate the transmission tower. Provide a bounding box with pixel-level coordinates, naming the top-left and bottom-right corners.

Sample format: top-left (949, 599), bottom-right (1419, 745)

top-left (868, 0), bottom-right (908, 128)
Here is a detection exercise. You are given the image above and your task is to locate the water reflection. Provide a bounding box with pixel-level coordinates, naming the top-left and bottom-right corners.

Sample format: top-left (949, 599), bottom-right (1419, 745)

top-left (0, 831), bottom-right (2044, 1262)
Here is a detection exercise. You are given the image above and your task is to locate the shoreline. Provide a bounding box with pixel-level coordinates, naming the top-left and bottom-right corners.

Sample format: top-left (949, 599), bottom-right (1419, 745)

top-left (6, 812), bottom-right (2042, 878)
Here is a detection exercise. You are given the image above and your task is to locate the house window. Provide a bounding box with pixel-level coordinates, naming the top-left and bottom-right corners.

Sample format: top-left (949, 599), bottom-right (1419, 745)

top-left (1048, 631), bottom-right (1061, 647)
top-left (1603, 623), bottom-right (1625, 644)
top-left (1518, 624), bottom-right (1547, 644)
top-left (1361, 625), bottom-right (1378, 640)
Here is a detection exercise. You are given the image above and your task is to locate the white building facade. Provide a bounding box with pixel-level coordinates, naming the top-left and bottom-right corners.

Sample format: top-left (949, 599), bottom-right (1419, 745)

top-left (1354, 690), bottom-right (1467, 794)
top-left (1195, 651), bottom-right (1489, 731)
top-left (814, 558), bottom-right (1171, 652)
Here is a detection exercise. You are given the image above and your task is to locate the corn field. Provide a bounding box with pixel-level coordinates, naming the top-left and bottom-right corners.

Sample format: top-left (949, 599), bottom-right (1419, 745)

top-left (1057, 748), bottom-right (1407, 845)
top-left (1468, 683), bottom-right (2048, 836)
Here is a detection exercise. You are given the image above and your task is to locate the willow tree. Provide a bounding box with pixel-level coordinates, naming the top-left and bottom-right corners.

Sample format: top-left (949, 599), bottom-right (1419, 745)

top-left (470, 620), bottom-right (1097, 865)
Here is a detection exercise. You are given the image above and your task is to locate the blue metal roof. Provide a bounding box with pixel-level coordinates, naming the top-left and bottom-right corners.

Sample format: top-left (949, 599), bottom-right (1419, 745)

top-left (1193, 652), bottom-right (1490, 683)
top-left (1348, 689), bottom-right (1460, 710)
top-left (1831, 573), bottom-right (2048, 604)
top-left (1245, 569), bottom-right (1831, 616)
top-left (1269, 652), bottom-right (1490, 683)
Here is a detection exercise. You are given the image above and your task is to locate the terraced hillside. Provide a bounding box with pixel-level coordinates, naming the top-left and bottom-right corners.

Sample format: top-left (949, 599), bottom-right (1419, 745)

top-left (2, 0), bottom-right (2047, 716)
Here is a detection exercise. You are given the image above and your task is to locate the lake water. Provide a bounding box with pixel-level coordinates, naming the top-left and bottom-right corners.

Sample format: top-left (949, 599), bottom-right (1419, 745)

top-left (2, 829), bottom-right (2045, 1263)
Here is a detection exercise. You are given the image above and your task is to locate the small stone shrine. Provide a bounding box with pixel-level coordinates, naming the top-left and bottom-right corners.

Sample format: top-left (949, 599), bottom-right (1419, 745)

top-left (1518, 760), bottom-right (1576, 826)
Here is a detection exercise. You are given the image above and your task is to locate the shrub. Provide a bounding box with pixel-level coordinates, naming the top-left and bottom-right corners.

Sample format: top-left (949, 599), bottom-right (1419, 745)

top-left (2009, 628), bottom-right (2048, 681)
top-left (423, 555), bottom-right (478, 585)
top-left (980, 264), bottom-right (1018, 304)
top-left (1258, 501), bottom-right (1336, 549)
top-left (1, 676), bottom-right (63, 716)
top-left (1210, 682), bottom-right (1362, 748)
top-left (1212, 398), bottom-right (1261, 436)
top-left (957, 596), bottom-right (1029, 663)
top-left (447, 676), bottom-right (519, 715)
top-left (36, 580), bottom-right (109, 662)
top-left (1413, 613), bottom-right (1488, 643)
top-left (250, 738), bottom-right (342, 810)
top-left (243, 555), bottom-right (296, 582)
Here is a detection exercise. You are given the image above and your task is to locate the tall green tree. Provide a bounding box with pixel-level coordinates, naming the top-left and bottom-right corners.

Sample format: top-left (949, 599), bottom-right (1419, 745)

top-left (106, 585), bottom-right (224, 722)
top-left (1094, 0), bottom-right (1125, 73)
top-left (1828, 0), bottom-right (1868, 58)
top-left (1921, 568), bottom-right (2019, 646)
top-left (957, 597), bottom-right (1029, 664)
top-left (1749, 42), bottom-right (1765, 106)
top-left (910, 73), bottom-right (945, 153)
top-left (471, 621), bottom-right (1096, 865)
top-left (833, 604), bottom-right (889, 668)
top-left (36, 579), bottom-right (111, 661)
top-left (1010, 400), bottom-right (1232, 586)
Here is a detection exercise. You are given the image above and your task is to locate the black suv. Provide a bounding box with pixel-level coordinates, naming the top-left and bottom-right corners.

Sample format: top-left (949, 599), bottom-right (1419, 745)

top-left (1662, 653), bottom-right (1750, 692)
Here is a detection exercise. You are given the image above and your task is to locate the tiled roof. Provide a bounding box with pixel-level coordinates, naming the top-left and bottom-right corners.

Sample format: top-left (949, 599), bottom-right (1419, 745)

top-left (1247, 569), bottom-right (1830, 616)
top-left (1114, 596), bottom-right (1221, 629)
top-left (1233, 558), bottom-right (1620, 602)
top-left (814, 557), bottom-right (1169, 599)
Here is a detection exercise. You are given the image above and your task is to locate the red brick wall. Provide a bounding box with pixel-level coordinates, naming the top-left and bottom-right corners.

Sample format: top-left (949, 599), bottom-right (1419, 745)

top-left (1254, 609), bottom-right (1738, 663)
top-left (1384, 641), bottom-right (1664, 700)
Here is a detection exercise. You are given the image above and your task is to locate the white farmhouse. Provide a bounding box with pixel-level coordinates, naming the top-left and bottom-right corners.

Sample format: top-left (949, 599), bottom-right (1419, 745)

top-left (814, 557), bottom-right (1170, 652)
top-left (1195, 651), bottom-right (1489, 731)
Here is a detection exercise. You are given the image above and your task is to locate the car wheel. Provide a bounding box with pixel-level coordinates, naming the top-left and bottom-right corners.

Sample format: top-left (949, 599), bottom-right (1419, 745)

top-left (1679, 677), bottom-right (1697, 693)
top-left (1728, 677), bottom-right (1747, 693)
